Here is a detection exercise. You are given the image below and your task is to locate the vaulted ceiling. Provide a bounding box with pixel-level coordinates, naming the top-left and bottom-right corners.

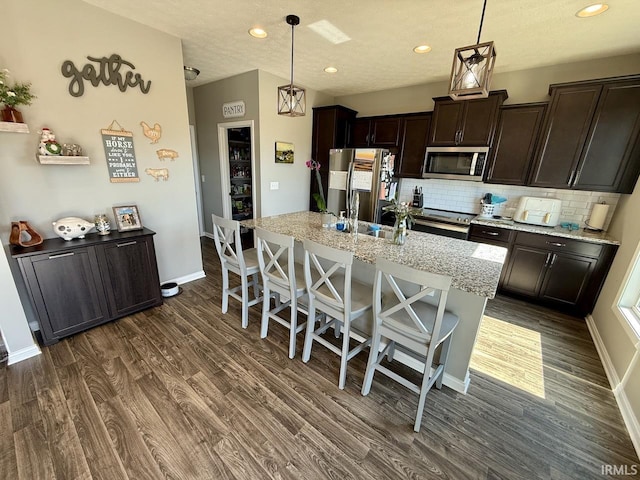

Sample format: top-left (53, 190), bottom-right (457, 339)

top-left (83, 0), bottom-right (640, 96)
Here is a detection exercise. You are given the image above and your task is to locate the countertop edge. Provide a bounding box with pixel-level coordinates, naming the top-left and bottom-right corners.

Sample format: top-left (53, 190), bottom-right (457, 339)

top-left (471, 218), bottom-right (620, 246)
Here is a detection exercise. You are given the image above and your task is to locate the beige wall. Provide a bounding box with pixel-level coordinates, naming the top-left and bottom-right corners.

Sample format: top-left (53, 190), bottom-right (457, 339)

top-left (336, 53), bottom-right (640, 116)
top-left (1, 0), bottom-right (202, 348)
top-left (257, 71), bottom-right (334, 217)
top-left (192, 70), bottom-right (334, 232)
top-left (193, 70), bottom-right (261, 234)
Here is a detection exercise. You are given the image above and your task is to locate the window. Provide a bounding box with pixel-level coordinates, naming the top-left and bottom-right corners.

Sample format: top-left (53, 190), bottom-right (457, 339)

top-left (615, 242), bottom-right (640, 340)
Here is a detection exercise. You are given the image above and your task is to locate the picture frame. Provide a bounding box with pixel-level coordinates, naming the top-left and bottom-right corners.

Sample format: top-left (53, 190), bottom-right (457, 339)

top-left (112, 205), bottom-right (143, 232)
top-left (275, 141), bottom-right (294, 164)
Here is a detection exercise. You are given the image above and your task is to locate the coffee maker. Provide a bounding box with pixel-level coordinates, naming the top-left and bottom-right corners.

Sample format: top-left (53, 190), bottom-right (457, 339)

top-left (412, 186), bottom-right (423, 208)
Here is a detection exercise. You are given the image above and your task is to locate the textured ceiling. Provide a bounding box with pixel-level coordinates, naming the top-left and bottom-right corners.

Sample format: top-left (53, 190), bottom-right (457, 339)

top-left (82, 0), bottom-right (640, 96)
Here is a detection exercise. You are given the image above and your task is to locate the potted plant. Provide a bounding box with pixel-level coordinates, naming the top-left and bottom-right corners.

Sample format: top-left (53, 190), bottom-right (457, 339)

top-left (306, 159), bottom-right (334, 227)
top-left (0, 69), bottom-right (36, 123)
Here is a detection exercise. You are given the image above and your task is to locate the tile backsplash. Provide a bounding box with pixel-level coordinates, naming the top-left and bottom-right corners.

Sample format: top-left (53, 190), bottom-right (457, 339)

top-left (398, 179), bottom-right (620, 231)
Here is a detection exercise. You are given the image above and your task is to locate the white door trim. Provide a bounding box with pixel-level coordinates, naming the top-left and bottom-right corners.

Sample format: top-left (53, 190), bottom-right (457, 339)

top-left (217, 120), bottom-right (256, 220)
top-left (189, 125), bottom-right (204, 235)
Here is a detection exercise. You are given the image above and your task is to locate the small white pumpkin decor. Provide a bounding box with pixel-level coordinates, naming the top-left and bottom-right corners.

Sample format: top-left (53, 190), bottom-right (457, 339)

top-left (52, 217), bottom-right (94, 240)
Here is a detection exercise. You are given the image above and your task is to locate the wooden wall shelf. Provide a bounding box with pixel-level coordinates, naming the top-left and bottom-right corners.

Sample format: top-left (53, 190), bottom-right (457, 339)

top-left (0, 121), bottom-right (29, 133)
top-left (37, 155), bottom-right (90, 165)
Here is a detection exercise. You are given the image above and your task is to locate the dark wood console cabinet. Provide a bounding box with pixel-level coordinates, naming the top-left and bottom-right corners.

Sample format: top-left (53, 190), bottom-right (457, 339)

top-left (11, 228), bottom-right (162, 345)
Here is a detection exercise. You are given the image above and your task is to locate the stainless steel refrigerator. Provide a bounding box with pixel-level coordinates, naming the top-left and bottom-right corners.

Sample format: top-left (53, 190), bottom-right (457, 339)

top-left (327, 148), bottom-right (398, 223)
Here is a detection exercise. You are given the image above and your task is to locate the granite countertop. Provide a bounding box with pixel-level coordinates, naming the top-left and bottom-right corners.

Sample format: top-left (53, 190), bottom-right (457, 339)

top-left (242, 211), bottom-right (507, 299)
top-left (471, 217), bottom-right (620, 245)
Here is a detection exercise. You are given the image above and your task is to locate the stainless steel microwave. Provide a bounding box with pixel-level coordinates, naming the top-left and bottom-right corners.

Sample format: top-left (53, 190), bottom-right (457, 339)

top-left (422, 146), bottom-right (489, 181)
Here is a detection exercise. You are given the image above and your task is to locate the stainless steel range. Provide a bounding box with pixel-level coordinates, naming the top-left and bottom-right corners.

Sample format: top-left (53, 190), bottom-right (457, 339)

top-left (412, 208), bottom-right (476, 239)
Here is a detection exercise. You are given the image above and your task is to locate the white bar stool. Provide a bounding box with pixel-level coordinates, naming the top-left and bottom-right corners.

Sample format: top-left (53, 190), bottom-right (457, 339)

top-left (255, 228), bottom-right (308, 359)
top-left (301, 239), bottom-right (372, 389)
top-left (361, 257), bottom-right (459, 432)
top-left (211, 214), bottom-right (261, 328)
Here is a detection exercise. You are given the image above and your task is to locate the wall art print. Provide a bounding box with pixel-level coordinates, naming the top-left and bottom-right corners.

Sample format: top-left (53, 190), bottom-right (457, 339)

top-left (101, 120), bottom-right (139, 183)
top-left (275, 141), bottom-right (294, 164)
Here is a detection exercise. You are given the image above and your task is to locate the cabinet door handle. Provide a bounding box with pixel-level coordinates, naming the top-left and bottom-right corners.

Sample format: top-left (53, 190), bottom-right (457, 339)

top-left (366, 133), bottom-right (370, 144)
top-left (371, 134), bottom-right (375, 144)
top-left (48, 252), bottom-right (75, 259)
top-left (549, 253), bottom-right (557, 267)
top-left (546, 241), bottom-right (566, 247)
top-left (573, 168), bottom-right (582, 186)
top-left (117, 241), bottom-right (137, 247)
top-left (544, 252), bottom-right (552, 267)
top-left (482, 231), bottom-right (500, 236)
top-left (567, 170), bottom-right (575, 186)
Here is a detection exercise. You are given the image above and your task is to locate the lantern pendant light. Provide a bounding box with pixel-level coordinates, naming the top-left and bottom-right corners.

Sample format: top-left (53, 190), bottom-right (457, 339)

top-left (278, 14), bottom-right (306, 116)
top-left (448, 0), bottom-right (496, 100)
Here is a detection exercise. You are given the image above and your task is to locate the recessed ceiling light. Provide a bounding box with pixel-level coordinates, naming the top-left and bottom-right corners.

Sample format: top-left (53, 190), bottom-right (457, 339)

top-left (576, 3), bottom-right (609, 17)
top-left (324, 66), bottom-right (338, 74)
top-left (413, 45), bottom-right (432, 54)
top-left (249, 27), bottom-right (267, 38)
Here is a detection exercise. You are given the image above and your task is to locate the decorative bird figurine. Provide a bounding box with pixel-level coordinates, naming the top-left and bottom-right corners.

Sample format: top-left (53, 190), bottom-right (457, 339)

top-left (140, 121), bottom-right (162, 143)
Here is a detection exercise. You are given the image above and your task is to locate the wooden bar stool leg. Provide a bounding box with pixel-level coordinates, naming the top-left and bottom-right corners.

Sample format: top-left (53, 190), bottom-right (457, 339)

top-left (221, 266), bottom-right (230, 314)
top-left (288, 304), bottom-right (298, 359)
top-left (241, 276), bottom-right (249, 328)
top-left (260, 283), bottom-right (271, 339)
top-left (302, 303), bottom-right (316, 362)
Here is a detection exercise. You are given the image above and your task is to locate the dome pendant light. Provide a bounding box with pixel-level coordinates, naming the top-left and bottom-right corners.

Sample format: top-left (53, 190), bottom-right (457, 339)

top-left (448, 0), bottom-right (496, 100)
top-left (278, 14), bottom-right (306, 116)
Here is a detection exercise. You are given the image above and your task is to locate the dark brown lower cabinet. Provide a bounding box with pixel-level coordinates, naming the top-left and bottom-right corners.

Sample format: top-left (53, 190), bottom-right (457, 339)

top-left (470, 225), bottom-right (617, 317)
top-left (12, 228), bottom-right (162, 345)
top-left (500, 231), bottom-right (616, 316)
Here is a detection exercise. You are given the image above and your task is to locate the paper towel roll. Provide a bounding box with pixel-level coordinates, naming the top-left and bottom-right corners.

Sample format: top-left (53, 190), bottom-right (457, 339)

top-left (586, 203), bottom-right (609, 231)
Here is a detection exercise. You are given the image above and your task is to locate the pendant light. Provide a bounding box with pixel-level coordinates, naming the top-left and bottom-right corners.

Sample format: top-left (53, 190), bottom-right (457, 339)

top-left (448, 0), bottom-right (496, 100)
top-left (278, 14), bottom-right (306, 116)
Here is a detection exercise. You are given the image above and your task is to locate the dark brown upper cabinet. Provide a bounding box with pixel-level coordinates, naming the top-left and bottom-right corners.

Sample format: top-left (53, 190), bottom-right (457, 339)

top-left (529, 75), bottom-right (640, 193)
top-left (529, 84), bottom-right (602, 188)
top-left (429, 91), bottom-right (507, 146)
top-left (485, 103), bottom-right (547, 185)
top-left (397, 113), bottom-right (431, 178)
top-left (573, 79), bottom-right (640, 193)
top-left (350, 116), bottom-right (401, 147)
top-left (310, 105), bottom-right (357, 211)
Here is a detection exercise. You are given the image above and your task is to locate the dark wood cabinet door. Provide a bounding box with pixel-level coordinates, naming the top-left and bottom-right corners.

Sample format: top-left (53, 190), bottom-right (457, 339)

top-left (350, 118), bottom-right (371, 147)
top-left (529, 84), bottom-right (602, 188)
top-left (398, 114), bottom-right (431, 177)
top-left (21, 248), bottom-right (109, 344)
top-left (574, 80), bottom-right (640, 193)
top-left (310, 106), bottom-right (357, 211)
top-left (539, 253), bottom-right (597, 307)
top-left (501, 245), bottom-right (549, 297)
top-left (459, 94), bottom-right (503, 146)
top-left (97, 236), bottom-right (162, 318)
top-left (429, 100), bottom-right (464, 146)
top-left (485, 104), bottom-right (546, 185)
top-left (370, 117), bottom-right (401, 146)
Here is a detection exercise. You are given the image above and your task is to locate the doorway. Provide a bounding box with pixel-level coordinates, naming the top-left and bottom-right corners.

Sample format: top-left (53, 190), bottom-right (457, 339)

top-left (217, 120), bottom-right (256, 248)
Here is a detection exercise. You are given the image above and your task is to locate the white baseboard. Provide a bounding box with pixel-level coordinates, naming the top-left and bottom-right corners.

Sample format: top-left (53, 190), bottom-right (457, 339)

top-left (586, 314), bottom-right (640, 457)
top-left (163, 270), bottom-right (206, 286)
top-left (8, 344), bottom-right (41, 365)
top-left (202, 232), bottom-right (214, 240)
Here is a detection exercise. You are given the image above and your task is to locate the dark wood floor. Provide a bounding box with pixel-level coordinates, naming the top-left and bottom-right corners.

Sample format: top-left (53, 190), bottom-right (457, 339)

top-left (1, 238), bottom-right (638, 479)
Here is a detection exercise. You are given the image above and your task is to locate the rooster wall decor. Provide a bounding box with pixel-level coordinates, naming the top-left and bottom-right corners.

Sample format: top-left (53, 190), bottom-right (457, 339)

top-left (140, 121), bottom-right (162, 144)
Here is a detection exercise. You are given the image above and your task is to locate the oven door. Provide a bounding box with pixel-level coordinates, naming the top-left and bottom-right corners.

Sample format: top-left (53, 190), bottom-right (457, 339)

top-left (422, 146), bottom-right (489, 181)
top-left (412, 218), bottom-right (469, 239)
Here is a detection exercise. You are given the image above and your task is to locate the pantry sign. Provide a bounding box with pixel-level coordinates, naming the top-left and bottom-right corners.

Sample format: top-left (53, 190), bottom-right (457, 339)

top-left (101, 121), bottom-right (140, 183)
top-left (222, 100), bottom-right (245, 118)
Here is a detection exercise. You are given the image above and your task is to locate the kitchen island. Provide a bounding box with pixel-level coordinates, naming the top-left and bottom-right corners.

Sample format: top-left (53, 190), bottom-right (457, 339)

top-left (243, 211), bottom-right (507, 393)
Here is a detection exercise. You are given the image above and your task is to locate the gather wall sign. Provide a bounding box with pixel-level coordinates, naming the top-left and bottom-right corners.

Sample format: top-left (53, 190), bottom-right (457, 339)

top-left (61, 54), bottom-right (152, 97)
